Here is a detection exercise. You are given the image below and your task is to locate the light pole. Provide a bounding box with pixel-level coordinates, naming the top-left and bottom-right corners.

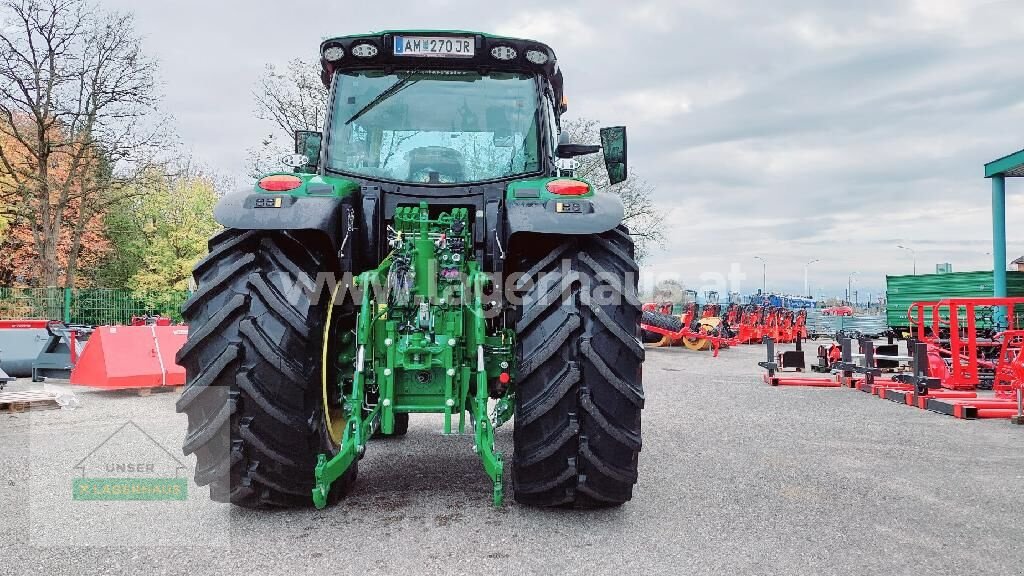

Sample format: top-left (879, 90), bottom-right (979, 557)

top-left (804, 258), bottom-right (820, 298)
top-left (753, 256), bottom-right (766, 293)
top-left (896, 244), bottom-right (916, 275)
top-left (847, 271), bottom-right (859, 306)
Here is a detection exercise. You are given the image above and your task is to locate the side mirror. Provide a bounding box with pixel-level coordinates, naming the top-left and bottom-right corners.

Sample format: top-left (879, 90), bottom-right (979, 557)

top-left (294, 130), bottom-right (322, 170)
top-left (600, 126), bottom-right (627, 185)
top-left (555, 132), bottom-right (601, 158)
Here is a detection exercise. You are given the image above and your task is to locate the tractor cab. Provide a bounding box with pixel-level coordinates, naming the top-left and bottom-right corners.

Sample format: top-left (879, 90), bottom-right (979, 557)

top-left (293, 31), bottom-right (625, 189)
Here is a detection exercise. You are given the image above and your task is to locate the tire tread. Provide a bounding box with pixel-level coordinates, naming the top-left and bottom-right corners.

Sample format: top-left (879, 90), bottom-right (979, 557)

top-left (512, 226), bottom-right (644, 507)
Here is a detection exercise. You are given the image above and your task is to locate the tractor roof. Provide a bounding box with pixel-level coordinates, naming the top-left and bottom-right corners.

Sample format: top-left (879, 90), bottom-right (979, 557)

top-left (318, 30), bottom-right (565, 110)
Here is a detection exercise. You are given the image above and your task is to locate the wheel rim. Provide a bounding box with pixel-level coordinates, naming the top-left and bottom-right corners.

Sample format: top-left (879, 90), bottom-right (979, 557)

top-left (682, 337), bottom-right (707, 351)
top-left (683, 317), bottom-right (721, 351)
top-left (322, 283), bottom-right (348, 447)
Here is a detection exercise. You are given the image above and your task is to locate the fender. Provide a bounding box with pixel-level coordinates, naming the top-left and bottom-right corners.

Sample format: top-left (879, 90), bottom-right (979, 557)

top-left (213, 188), bottom-right (352, 253)
top-left (505, 192), bottom-right (625, 236)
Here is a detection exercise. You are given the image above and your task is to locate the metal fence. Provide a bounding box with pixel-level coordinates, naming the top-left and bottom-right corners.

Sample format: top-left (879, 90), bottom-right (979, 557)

top-left (805, 310), bottom-right (889, 337)
top-left (0, 286), bottom-right (190, 325)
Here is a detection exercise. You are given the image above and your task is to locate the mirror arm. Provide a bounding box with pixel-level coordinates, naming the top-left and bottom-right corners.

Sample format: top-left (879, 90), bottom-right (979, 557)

top-left (556, 144), bottom-right (602, 159)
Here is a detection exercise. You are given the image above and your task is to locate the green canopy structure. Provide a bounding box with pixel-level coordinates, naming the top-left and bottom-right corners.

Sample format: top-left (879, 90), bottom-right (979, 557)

top-left (985, 148), bottom-right (1024, 308)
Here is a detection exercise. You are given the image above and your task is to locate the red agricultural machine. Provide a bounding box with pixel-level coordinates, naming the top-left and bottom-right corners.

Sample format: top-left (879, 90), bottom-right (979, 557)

top-left (640, 299), bottom-right (808, 356)
top-left (640, 302), bottom-right (736, 354)
top-left (729, 304), bottom-right (806, 345)
top-left (756, 296), bottom-right (1024, 424)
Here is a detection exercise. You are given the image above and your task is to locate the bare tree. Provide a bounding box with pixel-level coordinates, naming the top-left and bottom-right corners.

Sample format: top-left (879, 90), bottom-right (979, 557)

top-left (560, 117), bottom-right (664, 261)
top-left (651, 278), bottom-right (686, 303)
top-left (254, 58), bottom-right (327, 136)
top-left (247, 58), bottom-right (326, 178)
top-left (0, 0), bottom-right (164, 287)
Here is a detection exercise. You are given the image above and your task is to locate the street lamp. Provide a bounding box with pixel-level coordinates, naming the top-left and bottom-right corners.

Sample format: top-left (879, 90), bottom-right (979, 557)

top-left (753, 256), bottom-right (766, 293)
top-left (804, 258), bottom-right (820, 298)
top-left (896, 244), bottom-right (916, 275)
top-left (848, 271), bottom-right (859, 306)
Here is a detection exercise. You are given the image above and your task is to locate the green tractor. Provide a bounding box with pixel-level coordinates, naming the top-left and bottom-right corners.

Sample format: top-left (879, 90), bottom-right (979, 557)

top-left (176, 30), bottom-right (644, 509)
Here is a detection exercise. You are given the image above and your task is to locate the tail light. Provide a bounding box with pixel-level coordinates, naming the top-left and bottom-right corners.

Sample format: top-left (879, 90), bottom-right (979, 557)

top-left (545, 179), bottom-right (590, 196)
top-left (258, 175), bottom-right (302, 192)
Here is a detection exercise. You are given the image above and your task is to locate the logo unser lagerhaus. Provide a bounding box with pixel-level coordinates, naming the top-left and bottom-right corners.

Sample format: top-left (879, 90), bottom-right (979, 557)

top-left (71, 421), bottom-right (189, 501)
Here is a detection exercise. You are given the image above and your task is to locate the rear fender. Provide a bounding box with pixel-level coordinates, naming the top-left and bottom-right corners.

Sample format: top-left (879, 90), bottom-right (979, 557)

top-left (505, 192), bottom-right (624, 236)
top-left (213, 188), bottom-right (354, 259)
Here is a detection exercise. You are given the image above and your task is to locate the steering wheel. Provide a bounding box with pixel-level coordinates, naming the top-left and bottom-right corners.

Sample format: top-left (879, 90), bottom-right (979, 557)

top-left (406, 146), bottom-right (465, 184)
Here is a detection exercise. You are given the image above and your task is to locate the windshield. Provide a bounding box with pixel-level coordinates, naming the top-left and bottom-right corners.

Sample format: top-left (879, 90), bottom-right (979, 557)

top-left (326, 70), bottom-right (541, 185)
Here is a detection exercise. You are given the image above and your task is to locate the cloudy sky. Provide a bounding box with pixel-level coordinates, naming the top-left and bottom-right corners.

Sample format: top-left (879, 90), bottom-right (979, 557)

top-left (106, 0), bottom-right (1024, 300)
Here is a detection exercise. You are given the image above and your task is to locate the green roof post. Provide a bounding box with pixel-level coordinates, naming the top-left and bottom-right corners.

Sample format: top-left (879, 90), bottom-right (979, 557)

top-left (63, 287), bottom-right (72, 323)
top-left (992, 174), bottom-right (1007, 326)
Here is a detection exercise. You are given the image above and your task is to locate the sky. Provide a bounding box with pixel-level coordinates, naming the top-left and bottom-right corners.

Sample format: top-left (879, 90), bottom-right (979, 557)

top-left (104, 0), bottom-right (1024, 300)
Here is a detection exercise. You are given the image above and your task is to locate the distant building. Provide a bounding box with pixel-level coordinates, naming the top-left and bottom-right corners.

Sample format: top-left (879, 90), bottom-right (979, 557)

top-left (1012, 256), bottom-right (1024, 272)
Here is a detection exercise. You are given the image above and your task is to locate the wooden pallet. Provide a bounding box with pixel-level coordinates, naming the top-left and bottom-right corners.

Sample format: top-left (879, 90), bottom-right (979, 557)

top-left (126, 386), bottom-right (184, 397)
top-left (0, 390), bottom-right (60, 413)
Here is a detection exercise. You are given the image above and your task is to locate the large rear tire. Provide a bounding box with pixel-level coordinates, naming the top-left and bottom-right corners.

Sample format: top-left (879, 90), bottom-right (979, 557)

top-left (175, 229), bottom-right (356, 507)
top-left (511, 226), bottom-right (645, 507)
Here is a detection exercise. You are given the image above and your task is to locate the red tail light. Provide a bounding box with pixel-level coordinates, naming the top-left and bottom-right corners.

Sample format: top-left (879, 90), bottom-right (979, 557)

top-left (258, 175), bottom-right (303, 192)
top-left (545, 179), bottom-right (590, 196)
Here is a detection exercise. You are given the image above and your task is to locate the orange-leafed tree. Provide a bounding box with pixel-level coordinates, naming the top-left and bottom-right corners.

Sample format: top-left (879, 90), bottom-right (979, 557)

top-left (0, 0), bottom-right (165, 288)
top-left (0, 120), bottom-right (111, 285)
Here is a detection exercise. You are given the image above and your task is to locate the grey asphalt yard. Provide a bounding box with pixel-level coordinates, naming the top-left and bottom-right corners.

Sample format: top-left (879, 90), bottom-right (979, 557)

top-left (2, 342), bottom-right (1022, 575)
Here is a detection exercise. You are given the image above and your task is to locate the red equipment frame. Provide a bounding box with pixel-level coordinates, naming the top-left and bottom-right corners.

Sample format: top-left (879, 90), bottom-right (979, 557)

top-left (905, 297), bottom-right (1024, 419)
top-left (641, 304), bottom-right (738, 356)
top-left (0, 319), bottom-right (50, 329)
top-left (908, 297), bottom-right (1024, 390)
top-left (991, 330), bottom-right (1024, 400)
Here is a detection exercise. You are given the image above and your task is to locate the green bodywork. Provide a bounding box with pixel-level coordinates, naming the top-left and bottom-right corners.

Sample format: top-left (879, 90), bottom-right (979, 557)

top-left (505, 177), bottom-right (594, 200)
top-left (312, 203), bottom-right (515, 508)
top-left (256, 172), bottom-right (359, 198)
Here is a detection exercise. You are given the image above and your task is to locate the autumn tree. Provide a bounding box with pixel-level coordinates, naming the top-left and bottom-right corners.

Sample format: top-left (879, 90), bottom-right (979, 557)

top-left (0, 193), bottom-right (109, 285)
top-left (0, 152), bottom-right (10, 244)
top-left (0, 119), bottom-right (113, 285)
top-left (0, 0), bottom-right (165, 288)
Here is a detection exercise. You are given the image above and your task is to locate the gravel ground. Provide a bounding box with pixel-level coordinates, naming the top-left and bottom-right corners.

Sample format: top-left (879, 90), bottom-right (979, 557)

top-left (2, 342), bottom-right (1022, 575)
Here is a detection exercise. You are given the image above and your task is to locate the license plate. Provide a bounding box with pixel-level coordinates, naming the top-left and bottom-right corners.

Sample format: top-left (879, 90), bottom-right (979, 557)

top-left (254, 197), bottom-right (282, 209)
top-left (393, 36), bottom-right (474, 58)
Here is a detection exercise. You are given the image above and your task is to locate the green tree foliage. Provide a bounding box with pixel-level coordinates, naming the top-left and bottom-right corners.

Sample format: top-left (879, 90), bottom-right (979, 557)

top-left (93, 172), bottom-right (220, 291)
top-left (91, 198), bottom-right (147, 288)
